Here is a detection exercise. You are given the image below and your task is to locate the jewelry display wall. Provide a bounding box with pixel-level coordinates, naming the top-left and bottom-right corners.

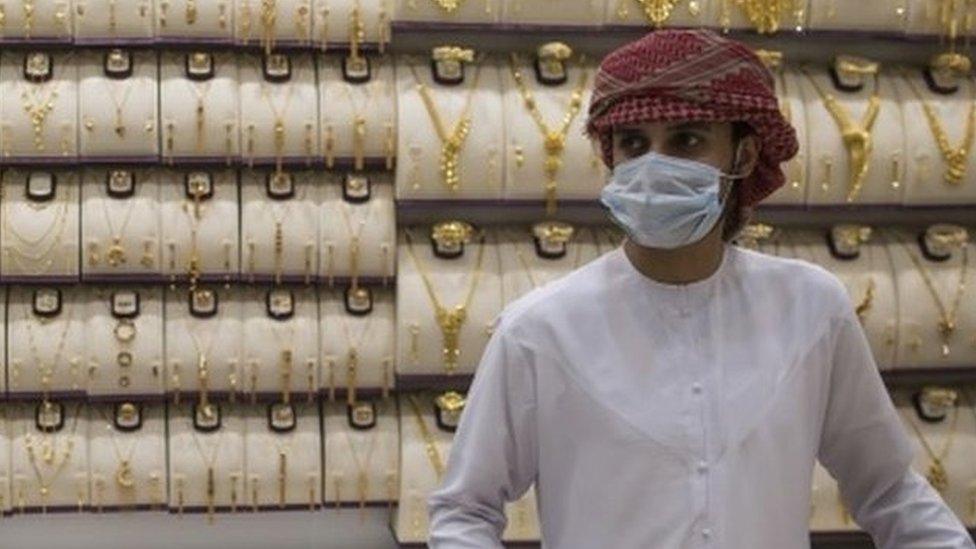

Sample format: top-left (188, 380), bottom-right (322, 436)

top-left (396, 224), bottom-right (502, 377)
top-left (159, 50), bottom-right (241, 162)
top-left (318, 53), bottom-right (397, 171)
top-left (0, 0), bottom-right (73, 41)
top-left (164, 287), bottom-right (245, 403)
top-left (313, 0), bottom-right (392, 51)
top-left (322, 399), bottom-right (398, 507)
top-left (81, 168), bottom-right (161, 278)
top-left (238, 52), bottom-right (319, 168)
top-left (167, 402), bottom-right (245, 520)
top-left (155, 0), bottom-right (234, 41)
top-left (0, 51), bottom-right (78, 162)
top-left (72, 0), bottom-right (155, 42)
top-left (242, 402), bottom-right (322, 510)
top-left (9, 401), bottom-right (89, 513)
top-left (84, 287), bottom-right (165, 397)
top-left (904, 0), bottom-right (976, 37)
top-left (704, 0), bottom-right (805, 33)
top-left (6, 287), bottom-right (86, 399)
top-left (77, 48), bottom-right (158, 160)
top-left (88, 402), bottom-right (166, 511)
top-left (395, 51), bottom-right (505, 200)
top-left (321, 287), bottom-right (396, 402)
top-left (0, 169), bottom-right (81, 280)
top-left (158, 169), bottom-right (240, 285)
top-left (319, 172), bottom-right (396, 284)
top-left (240, 286), bottom-right (320, 402)
top-left (241, 169), bottom-right (320, 284)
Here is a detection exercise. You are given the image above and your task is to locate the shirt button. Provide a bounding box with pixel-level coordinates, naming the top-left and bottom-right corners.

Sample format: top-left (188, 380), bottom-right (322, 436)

top-left (702, 528), bottom-right (712, 539)
top-left (691, 382), bottom-right (703, 394)
top-left (697, 460), bottom-right (708, 474)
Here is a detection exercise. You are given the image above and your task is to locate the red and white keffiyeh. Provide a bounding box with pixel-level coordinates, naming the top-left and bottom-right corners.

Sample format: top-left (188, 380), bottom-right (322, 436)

top-left (585, 29), bottom-right (799, 207)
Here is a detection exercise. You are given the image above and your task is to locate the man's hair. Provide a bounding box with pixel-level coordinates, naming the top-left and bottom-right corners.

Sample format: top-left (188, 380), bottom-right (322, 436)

top-left (720, 121), bottom-right (756, 242)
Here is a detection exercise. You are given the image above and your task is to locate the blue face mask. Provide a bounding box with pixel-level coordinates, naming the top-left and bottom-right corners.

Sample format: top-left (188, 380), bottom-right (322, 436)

top-left (599, 150), bottom-right (745, 250)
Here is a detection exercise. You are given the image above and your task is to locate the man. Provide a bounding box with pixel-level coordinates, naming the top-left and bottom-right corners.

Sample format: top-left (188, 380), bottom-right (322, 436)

top-left (427, 29), bottom-right (975, 548)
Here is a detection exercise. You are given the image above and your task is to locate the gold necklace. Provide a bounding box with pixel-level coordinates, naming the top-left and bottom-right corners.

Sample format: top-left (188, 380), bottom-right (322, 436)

top-left (508, 54), bottom-right (589, 215)
top-left (338, 76), bottom-right (385, 171)
top-left (23, 403), bottom-right (81, 509)
top-left (96, 188), bottom-right (139, 268)
top-left (802, 68), bottom-right (881, 202)
top-left (188, 422), bottom-right (226, 523)
top-left (406, 395), bottom-right (445, 480)
top-left (256, 75), bottom-right (295, 172)
top-left (100, 77), bottom-right (136, 138)
top-left (903, 403), bottom-right (959, 495)
top-left (2, 188), bottom-right (71, 275)
top-left (268, 323), bottom-right (296, 402)
top-left (339, 415), bottom-right (380, 512)
top-left (19, 77), bottom-right (63, 152)
top-left (338, 312), bottom-right (373, 405)
top-left (261, 0), bottom-right (278, 55)
top-left (271, 435), bottom-right (293, 508)
top-left (730, 0), bottom-right (796, 33)
top-left (904, 74), bottom-right (976, 185)
top-left (21, 300), bottom-right (75, 398)
top-left (187, 315), bottom-right (225, 406)
top-left (407, 61), bottom-right (484, 193)
top-left (514, 239), bottom-right (584, 289)
top-left (183, 66), bottom-right (217, 154)
top-left (403, 230), bottom-right (487, 374)
top-left (336, 194), bottom-right (378, 289)
top-left (898, 237), bottom-right (970, 357)
top-left (94, 407), bottom-right (139, 490)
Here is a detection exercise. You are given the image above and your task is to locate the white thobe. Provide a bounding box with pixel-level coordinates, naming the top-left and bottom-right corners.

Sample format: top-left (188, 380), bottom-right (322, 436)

top-left (428, 244), bottom-right (974, 549)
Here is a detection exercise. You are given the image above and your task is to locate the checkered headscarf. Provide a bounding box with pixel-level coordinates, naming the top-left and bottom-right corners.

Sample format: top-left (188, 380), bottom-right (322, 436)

top-left (585, 29), bottom-right (798, 207)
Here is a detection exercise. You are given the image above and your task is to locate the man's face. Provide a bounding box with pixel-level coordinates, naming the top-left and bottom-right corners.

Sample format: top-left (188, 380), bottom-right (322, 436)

top-left (611, 121), bottom-right (738, 173)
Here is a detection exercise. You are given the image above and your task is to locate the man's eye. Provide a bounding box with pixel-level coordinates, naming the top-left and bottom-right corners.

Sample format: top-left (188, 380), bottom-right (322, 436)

top-left (619, 134), bottom-right (648, 154)
top-left (670, 132), bottom-right (705, 151)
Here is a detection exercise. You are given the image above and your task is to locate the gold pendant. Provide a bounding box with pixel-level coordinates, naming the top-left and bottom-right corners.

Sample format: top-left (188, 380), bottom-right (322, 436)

top-left (927, 459), bottom-right (949, 494)
top-left (938, 317), bottom-right (956, 357)
top-left (435, 305), bottom-right (467, 373)
top-left (116, 460), bottom-right (135, 488)
top-left (107, 238), bottom-right (127, 267)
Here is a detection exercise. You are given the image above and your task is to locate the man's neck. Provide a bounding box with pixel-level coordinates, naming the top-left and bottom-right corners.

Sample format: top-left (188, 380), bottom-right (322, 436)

top-left (622, 228), bottom-right (727, 285)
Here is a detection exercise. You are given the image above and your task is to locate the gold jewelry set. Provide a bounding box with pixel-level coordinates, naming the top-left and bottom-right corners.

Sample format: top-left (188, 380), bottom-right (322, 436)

top-left (0, 176), bottom-right (74, 276)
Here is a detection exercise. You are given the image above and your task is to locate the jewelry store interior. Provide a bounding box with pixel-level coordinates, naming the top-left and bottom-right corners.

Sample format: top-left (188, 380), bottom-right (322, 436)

top-left (0, 1), bottom-right (973, 548)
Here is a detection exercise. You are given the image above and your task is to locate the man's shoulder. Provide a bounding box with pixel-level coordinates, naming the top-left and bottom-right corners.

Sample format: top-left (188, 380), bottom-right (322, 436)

top-left (734, 246), bottom-right (851, 313)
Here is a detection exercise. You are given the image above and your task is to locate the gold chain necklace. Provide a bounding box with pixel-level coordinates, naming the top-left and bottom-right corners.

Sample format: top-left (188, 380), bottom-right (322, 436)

top-left (406, 395), bottom-right (445, 480)
top-left (187, 315), bottom-right (226, 405)
top-left (260, 0), bottom-right (278, 55)
top-left (336, 194), bottom-right (378, 288)
top-left (19, 77), bottom-right (63, 151)
top-left (904, 74), bottom-right (976, 185)
top-left (22, 300), bottom-right (75, 397)
top-left (338, 311), bottom-right (373, 405)
top-left (339, 415), bottom-right (380, 511)
top-left (94, 407), bottom-right (139, 490)
top-left (97, 187), bottom-right (139, 268)
top-left (733, 0), bottom-right (794, 33)
top-left (514, 239), bottom-right (584, 289)
top-left (508, 54), bottom-right (589, 215)
top-left (23, 404), bottom-right (81, 508)
top-left (898, 238), bottom-right (970, 357)
top-left (268, 323), bottom-right (296, 402)
top-left (403, 230), bottom-right (486, 374)
top-left (257, 75), bottom-right (295, 172)
top-left (407, 62), bottom-right (484, 193)
top-left (339, 77), bottom-right (384, 171)
top-left (802, 68), bottom-right (881, 202)
top-left (903, 403), bottom-right (959, 495)
top-left (188, 422), bottom-right (226, 523)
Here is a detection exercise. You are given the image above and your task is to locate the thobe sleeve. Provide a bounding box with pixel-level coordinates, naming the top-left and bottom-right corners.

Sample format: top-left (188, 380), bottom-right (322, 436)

top-left (818, 312), bottom-right (974, 549)
top-left (427, 319), bottom-right (539, 549)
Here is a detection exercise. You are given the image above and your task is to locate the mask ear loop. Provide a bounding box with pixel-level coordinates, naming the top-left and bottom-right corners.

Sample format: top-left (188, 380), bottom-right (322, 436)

top-left (719, 143), bottom-right (749, 204)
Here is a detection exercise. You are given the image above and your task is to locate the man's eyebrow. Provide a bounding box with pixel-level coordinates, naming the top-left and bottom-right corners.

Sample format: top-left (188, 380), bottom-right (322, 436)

top-left (668, 121), bottom-right (713, 132)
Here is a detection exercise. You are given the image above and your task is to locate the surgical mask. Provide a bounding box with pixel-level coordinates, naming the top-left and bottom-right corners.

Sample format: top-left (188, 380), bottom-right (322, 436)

top-left (599, 149), bottom-right (746, 250)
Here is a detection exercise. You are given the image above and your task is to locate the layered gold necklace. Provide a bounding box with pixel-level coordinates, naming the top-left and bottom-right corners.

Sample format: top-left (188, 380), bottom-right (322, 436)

top-left (903, 70), bottom-right (976, 185)
top-left (508, 46), bottom-right (589, 215)
top-left (403, 223), bottom-right (486, 374)
top-left (22, 403), bottom-right (82, 511)
top-left (802, 65), bottom-right (881, 202)
top-left (408, 53), bottom-right (483, 193)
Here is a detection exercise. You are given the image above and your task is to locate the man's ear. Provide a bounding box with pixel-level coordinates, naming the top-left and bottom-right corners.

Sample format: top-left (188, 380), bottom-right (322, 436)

top-left (735, 134), bottom-right (761, 177)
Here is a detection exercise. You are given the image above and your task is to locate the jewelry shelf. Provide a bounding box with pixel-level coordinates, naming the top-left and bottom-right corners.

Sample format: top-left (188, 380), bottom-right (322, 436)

top-left (389, 22), bottom-right (953, 64)
top-left (2, 275), bottom-right (394, 288)
top-left (395, 199), bottom-right (976, 227)
top-left (0, 39), bottom-right (385, 54)
top-left (0, 156), bottom-right (395, 171)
